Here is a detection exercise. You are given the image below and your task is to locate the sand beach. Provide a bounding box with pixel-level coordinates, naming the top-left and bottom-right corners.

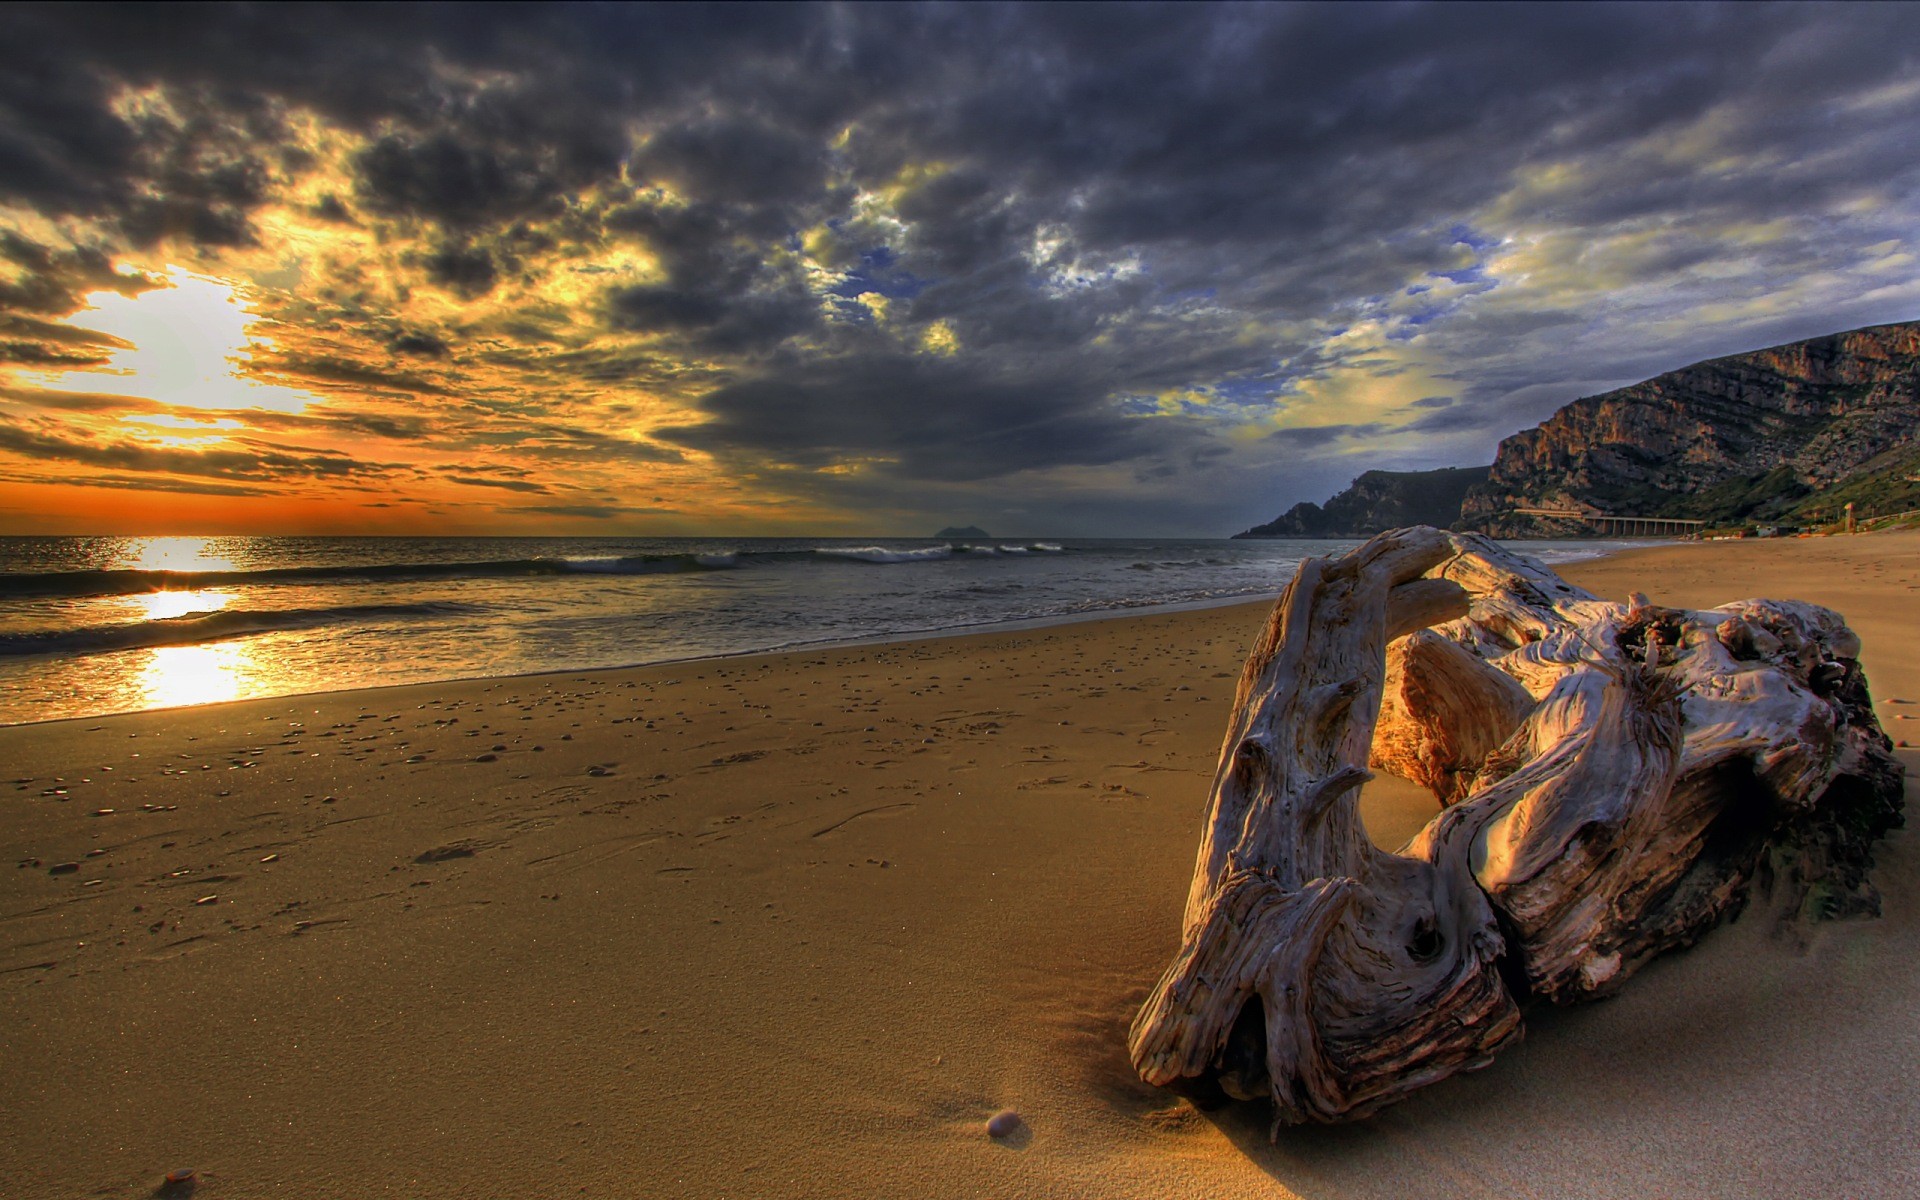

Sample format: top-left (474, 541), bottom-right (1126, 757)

top-left (4, 531), bottom-right (1917, 1199)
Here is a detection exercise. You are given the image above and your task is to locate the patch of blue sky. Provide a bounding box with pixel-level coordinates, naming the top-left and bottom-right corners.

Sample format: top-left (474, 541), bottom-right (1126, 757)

top-left (1434, 263), bottom-right (1489, 286)
top-left (1211, 375), bottom-right (1289, 405)
top-left (1113, 391), bottom-right (1167, 415)
top-left (1447, 223), bottom-right (1501, 253)
top-left (1041, 253), bottom-right (1145, 295)
top-left (1381, 271), bottom-right (1498, 341)
top-left (825, 246), bottom-right (932, 301)
top-left (1385, 313), bottom-right (1446, 342)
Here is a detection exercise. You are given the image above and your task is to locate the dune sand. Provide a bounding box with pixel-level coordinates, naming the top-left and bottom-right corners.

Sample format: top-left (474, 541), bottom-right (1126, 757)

top-left (4, 531), bottom-right (1916, 1198)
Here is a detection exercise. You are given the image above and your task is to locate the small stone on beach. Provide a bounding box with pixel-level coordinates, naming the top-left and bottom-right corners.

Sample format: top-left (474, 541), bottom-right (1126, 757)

top-left (986, 1109), bottom-right (1022, 1138)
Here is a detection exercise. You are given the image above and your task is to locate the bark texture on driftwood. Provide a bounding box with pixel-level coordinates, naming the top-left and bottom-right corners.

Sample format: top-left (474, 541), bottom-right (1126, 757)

top-left (1129, 527), bottom-right (1903, 1129)
top-left (1371, 630), bottom-right (1535, 805)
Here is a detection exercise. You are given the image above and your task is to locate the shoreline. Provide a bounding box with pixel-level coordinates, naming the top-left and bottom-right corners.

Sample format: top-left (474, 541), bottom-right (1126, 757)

top-left (4, 530), bottom-right (1915, 1198)
top-left (0, 590), bottom-right (1287, 732)
top-left (0, 534), bottom-right (1645, 731)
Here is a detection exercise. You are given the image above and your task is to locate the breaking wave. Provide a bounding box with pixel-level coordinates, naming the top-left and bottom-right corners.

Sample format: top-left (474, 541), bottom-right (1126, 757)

top-left (0, 602), bottom-right (481, 660)
top-left (0, 542), bottom-right (1079, 600)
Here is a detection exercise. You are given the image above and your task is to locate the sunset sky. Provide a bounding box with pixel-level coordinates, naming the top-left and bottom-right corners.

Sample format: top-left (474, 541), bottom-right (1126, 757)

top-left (1, 3), bottom-right (1917, 537)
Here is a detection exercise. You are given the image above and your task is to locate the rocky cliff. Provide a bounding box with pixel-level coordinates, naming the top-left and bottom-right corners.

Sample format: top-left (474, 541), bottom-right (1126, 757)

top-left (1235, 466), bottom-right (1492, 538)
top-left (1461, 320), bottom-right (1920, 535)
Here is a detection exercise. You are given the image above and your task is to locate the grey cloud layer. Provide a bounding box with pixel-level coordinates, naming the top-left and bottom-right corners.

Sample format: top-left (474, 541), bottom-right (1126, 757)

top-left (3, 2), bottom-right (1918, 531)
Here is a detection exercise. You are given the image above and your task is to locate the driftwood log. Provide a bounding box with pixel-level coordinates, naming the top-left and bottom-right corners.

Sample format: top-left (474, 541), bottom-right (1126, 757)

top-left (1129, 526), bottom-right (1903, 1130)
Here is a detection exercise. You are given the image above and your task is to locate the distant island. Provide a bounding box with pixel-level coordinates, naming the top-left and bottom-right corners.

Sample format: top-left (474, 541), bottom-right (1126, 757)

top-left (936, 526), bottom-right (990, 539)
top-left (1237, 318), bottom-right (1920, 539)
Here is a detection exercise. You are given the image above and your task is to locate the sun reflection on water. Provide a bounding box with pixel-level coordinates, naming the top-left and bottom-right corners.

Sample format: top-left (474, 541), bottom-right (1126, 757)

top-left (136, 642), bottom-right (251, 710)
top-left (97, 536), bottom-right (276, 711)
top-left (129, 588), bottom-right (234, 622)
top-left (126, 536), bottom-right (240, 573)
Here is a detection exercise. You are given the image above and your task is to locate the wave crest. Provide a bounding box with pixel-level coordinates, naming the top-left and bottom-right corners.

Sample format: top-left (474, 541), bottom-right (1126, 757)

top-left (814, 546), bottom-right (954, 564)
top-left (0, 602), bottom-right (479, 660)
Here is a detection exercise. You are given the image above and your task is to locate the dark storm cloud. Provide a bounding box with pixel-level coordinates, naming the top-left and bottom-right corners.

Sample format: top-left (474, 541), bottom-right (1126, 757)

top-left (1400, 402), bottom-right (1514, 436)
top-left (602, 197), bottom-right (826, 353)
top-left (1265, 424), bottom-right (1386, 450)
top-left (0, 2), bottom-right (808, 312)
top-left (6, 2), bottom-right (1920, 530)
top-left (389, 330), bottom-right (448, 358)
top-left (635, 118), bottom-right (830, 209)
top-left (606, 282), bottom-right (820, 355)
top-left (357, 130), bottom-right (581, 230)
top-left (420, 241), bottom-right (500, 298)
top-left (654, 350), bottom-right (1209, 483)
top-left (9, 4), bottom-right (1919, 274)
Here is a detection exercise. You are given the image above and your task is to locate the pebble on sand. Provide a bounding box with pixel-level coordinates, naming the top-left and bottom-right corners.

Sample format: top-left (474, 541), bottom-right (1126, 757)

top-left (986, 1109), bottom-right (1022, 1138)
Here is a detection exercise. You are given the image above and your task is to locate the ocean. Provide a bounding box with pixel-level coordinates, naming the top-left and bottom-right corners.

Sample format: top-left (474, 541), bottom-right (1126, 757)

top-left (0, 534), bottom-right (1633, 726)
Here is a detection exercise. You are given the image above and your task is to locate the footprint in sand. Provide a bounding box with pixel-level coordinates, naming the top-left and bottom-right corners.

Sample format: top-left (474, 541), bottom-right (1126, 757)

top-left (414, 841), bottom-right (483, 864)
top-left (810, 802), bottom-right (915, 837)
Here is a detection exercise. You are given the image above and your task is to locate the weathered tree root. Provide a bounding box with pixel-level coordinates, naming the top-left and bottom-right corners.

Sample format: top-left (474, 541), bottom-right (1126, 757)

top-left (1128, 527), bottom-right (1903, 1130)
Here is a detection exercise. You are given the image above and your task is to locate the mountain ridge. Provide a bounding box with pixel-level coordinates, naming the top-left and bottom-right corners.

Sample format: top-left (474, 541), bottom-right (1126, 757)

top-left (1461, 319), bottom-right (1920, 535)
top-left (1236, 318), bottom-right (1920, 539)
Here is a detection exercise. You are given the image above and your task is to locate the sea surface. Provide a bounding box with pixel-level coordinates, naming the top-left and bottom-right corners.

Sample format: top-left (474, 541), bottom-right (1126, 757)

top-left (0, 534), bottom-right (1637, 726)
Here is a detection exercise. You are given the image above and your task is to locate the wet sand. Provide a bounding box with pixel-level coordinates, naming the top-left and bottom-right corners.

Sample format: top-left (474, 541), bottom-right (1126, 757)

top-left (3, 531), bottom-right (1916, 1198)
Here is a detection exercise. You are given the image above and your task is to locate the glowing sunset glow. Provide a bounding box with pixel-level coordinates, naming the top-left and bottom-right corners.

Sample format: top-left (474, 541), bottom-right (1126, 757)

top-left (33, 269), bottom-right (316, 415)
top-left (1, 6), bottom-right (1917, 537)
top-left (120, 414), bottom-right (247, 432)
